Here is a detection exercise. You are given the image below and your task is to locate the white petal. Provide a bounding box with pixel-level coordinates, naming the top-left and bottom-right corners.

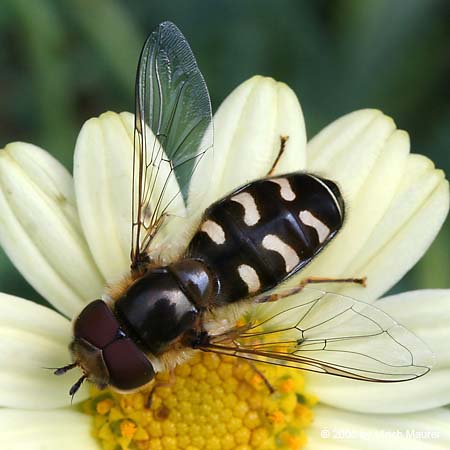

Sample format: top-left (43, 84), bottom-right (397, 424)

top-left (0, 408), bottom-right (98, 450)
top-left (0, 294), bottom-right (88, 409)
top-left (74, 112), bottom-right (134, 282)
top-left (308, 290), bottom-right (450, 414)
top-left (300, 110), bottom-right (448, 302)
top-left (345, 160), bottom-right (448, 301)
top-left (308, 109), bottom-right (395, 191)
top-left (0, 143), bottom-right (104, 317)
top-left (308, 405), bottom-right (450, 450)
top-left (191, 76), bottom-right (306, 208)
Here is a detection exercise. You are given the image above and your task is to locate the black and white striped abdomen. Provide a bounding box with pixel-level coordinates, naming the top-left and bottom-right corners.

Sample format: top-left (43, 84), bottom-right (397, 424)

top-left (186, 173), bottom-right (344, 305)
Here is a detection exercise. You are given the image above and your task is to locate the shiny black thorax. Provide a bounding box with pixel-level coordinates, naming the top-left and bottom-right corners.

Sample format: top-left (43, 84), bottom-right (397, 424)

top-left (115, 173), bottom-right (343, 355)
top-left (114, 260), bottom-right (216, 355)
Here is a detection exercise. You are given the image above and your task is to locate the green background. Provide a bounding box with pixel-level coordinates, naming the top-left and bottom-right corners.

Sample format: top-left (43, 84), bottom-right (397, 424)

top-left (0, 0), bottom-right (449, 306)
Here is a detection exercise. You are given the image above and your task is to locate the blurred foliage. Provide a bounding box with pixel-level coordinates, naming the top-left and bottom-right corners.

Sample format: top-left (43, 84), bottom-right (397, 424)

top-left (0, 0), bottom-right (449, 305)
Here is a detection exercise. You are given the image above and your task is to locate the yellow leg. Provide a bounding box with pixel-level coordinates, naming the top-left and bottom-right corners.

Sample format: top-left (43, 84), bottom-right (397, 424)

top-left (259, 276), bottom-right (367, 303)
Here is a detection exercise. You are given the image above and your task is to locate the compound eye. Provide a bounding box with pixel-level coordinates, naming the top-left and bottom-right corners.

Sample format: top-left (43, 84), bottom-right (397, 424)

top-left (103, 338), bottom-right (155, 391)
top-left (74, 300), bottom-right (120, 349)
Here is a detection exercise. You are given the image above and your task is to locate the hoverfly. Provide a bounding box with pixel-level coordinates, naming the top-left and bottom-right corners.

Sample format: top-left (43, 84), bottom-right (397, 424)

top-left (55, 21), bottom-right (433, 398)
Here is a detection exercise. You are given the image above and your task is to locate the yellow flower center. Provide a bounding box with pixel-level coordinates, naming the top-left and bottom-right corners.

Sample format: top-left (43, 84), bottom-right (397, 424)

top-left (83, 352), bottom-right (317, 450)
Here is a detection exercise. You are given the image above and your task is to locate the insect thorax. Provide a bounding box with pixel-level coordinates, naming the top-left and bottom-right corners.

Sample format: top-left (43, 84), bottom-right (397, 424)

top-left (114, 260), bottom-right (216, 355)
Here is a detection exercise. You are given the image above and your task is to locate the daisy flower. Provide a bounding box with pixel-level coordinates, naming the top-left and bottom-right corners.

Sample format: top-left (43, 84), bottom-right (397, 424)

top-left (0, 75), bottom-right (449, 450)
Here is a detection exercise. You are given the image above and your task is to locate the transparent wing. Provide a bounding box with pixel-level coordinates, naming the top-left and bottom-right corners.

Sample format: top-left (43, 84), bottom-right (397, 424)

top-left (132, 21), bottom-right (213, 270)
top-left (201, 288), bottom-right (433, 382)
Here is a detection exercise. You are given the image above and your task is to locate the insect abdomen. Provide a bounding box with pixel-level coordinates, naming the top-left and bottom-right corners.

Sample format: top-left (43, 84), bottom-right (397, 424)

top-left (187, 173), bottom-right (344, 305)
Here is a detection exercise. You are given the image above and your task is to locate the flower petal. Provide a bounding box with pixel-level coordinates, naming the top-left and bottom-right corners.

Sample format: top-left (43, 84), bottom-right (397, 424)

top-left (191, 75), bottom-right (306, 208)
top-left (0, 143), bottom-right (104, 317)
top-left (0, 294), bottom-right (88, 409)
top-left (0, 408), bottom-right (99, 450)
top-left (345, 160), bottom-right (448, 301)
top-left (308, 289), bottom-right (450, 414)
top-left (308, 405), bottom-right (450, 449)
top-left (300, 110), bottom-right (448, 302)
top-left (74, 112), bottom-right (134, 282)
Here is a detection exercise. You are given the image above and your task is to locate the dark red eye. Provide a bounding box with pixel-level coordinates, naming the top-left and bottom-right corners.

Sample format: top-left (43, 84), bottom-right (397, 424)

top-left (74, 300), bottom-right (119, 349)
top-left (103, 338), bottom-right (155, 390)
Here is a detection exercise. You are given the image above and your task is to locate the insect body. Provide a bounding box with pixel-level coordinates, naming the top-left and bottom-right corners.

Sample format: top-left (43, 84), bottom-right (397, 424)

top-left (116, 172), bottom-right (343, 354)
top-left (55, 21), bottom-right (433, 398)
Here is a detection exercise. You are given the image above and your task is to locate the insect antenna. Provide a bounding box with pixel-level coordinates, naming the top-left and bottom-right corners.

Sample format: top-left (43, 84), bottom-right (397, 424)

top-left (69, 375), bottom-right (87, 403)
top-left (52, 362), bottom-right (78, 376)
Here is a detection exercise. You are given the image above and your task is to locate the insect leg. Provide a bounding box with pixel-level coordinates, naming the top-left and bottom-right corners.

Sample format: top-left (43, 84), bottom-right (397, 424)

top-left (256, 276), bottom-right (367, 303)
top-left (248, 363), bottom-right (275, 394)
top-left (267, 135), bottom-right (289, 176)
top-left (146, 369), bottom-right (176, 409)
top-left (298, 276), bottom-right (367, 288)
